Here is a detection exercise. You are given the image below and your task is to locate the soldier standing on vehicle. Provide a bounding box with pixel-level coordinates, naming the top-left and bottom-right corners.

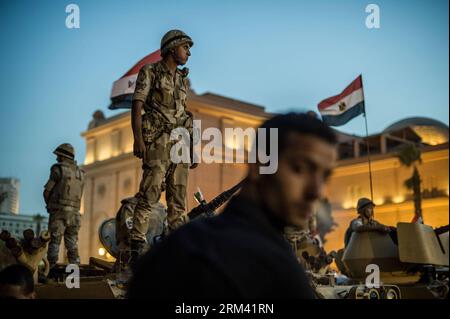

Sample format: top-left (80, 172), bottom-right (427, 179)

top-left (130, 30), bottom-right (196, 263)
top-left (43, 143), bottom-right (85, 268)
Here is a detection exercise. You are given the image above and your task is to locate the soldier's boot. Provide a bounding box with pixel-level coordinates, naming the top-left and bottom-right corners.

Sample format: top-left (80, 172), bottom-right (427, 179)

top-left (48, 260), bottom-right (57, 270)
top-left (129, 240), bottom-right (145, 266)
top-left (167, 214), bottom-right (189, 234)
top-left (47, 259), bottom-right (59, 281)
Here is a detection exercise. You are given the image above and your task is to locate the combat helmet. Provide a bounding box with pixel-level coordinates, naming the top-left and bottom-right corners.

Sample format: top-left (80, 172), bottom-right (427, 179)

top-left (160, 29), bottom-right (194, 57)
top-left (53, 143), bottom-right (75, 160)
top-left (357, 197), bottom-right (375, 212)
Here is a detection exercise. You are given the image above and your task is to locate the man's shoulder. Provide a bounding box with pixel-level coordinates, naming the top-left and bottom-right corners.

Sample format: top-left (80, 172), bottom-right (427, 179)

top-left (351, 217), bottom-right (363, 224)
top-left (49, 162), bottom-right (63, 176)
top-left (142, 219), bottom-right (213, 265)
top-left (160, 215), bottom-right (249, 252)
top-left (166, 217), bottom-right (219, 245)
top-left (350, 217), bottom-right (364, 228)
top-left (170, 214), bottom-right (292, 259)
top-left (50, 162), bottom-right (61, 170)
top-left (138, 214), bottom-right (314, 298)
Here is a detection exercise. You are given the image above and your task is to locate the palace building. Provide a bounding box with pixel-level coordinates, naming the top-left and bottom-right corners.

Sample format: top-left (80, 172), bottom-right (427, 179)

top-left (323, 117), bottom-right (449, 252)
top-left (78, 88), bottom-right (449, 262)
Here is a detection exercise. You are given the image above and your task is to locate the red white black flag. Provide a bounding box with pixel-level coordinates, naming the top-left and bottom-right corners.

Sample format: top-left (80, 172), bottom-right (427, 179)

top-left (318, 75), bottom-right (365, 126)
top-left (108, 49), bottom-right (161, 110)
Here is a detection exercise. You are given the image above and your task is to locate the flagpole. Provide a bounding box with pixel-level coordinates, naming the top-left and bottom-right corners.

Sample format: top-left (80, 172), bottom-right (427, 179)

top-left (361, 75), bottom-right (374, 201)
top-left (363, 112), bottom-right (374, 201)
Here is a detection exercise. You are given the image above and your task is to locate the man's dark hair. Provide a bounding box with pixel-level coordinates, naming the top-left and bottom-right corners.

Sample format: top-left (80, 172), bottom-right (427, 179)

top-left (258, 112), bottom-right (338, 156)
top-left (0, 264), bottom-right (34, 295)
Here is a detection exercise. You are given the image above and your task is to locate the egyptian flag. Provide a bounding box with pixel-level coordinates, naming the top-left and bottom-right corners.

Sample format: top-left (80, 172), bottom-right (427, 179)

top-left (108, 50), bottom-right (162, 110)
top-left (318, 75), bottom-right (365, 126)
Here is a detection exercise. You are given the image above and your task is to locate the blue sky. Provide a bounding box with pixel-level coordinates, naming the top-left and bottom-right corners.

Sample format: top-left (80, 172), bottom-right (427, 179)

top-left (0, 0), bottom-right (448, 215)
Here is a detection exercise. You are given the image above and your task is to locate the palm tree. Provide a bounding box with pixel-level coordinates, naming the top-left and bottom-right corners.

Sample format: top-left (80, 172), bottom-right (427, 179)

top-left (396, 144), bottom-right (423, 223)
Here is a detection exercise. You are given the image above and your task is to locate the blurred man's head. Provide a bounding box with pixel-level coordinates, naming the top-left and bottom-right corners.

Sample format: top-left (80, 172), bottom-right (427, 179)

top-left (247, 112), bottom-right (338, 229)
top-left (0, 264), bottom-right (36, 299)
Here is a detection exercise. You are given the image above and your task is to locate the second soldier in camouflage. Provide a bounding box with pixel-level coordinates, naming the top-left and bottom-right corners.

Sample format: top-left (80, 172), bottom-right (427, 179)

top-left (44, 143), bottom-right (85, 268)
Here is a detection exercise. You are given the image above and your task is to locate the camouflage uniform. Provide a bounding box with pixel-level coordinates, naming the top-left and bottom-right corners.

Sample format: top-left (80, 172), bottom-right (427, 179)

top-left (44, 147), bottom-right (85, 267)
top-left (131, 59), bottom-right (193, 243)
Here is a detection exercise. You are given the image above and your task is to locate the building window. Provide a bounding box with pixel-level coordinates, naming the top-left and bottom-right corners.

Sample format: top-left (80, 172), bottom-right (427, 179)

top-left (85, 137), bottom-right (97, 164)
top-left (111, 129), bottom-right (122, 157)
top-left (123, 178), bottom-right (132, 193)
top-left (97, 184), bottom-right (106, 198)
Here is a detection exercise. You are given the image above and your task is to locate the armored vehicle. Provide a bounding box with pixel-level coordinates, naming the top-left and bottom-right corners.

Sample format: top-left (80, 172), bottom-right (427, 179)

top-left (294, 222), bottom-right (449, 299)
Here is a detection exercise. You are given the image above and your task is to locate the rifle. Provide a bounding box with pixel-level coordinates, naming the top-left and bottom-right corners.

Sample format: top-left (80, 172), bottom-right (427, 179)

top-left (187, 178), bottom-right (246, 220)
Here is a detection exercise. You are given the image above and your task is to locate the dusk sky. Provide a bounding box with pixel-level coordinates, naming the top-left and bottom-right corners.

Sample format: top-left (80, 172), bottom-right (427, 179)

top-left (0, 0), bottom-right (448, 215)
